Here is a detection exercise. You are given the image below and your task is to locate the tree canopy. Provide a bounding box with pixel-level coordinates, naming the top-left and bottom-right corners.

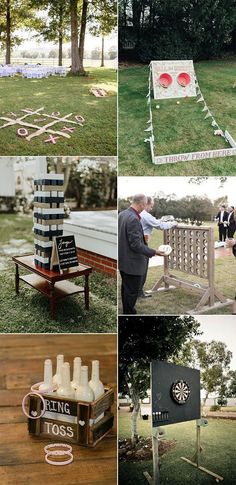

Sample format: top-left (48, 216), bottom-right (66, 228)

top-left (119, 0), bottom-right (236, 61)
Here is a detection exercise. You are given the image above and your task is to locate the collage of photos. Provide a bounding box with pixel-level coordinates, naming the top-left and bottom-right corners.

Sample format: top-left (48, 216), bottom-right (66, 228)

top-left (0, 1), bottom-right (236, 485)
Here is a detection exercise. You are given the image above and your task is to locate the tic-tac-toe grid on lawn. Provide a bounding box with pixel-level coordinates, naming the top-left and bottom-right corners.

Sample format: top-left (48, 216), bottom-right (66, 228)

top-left (34, 174), bottom-right (64, 270)
top-left (0, 107), bottom-right (85, 144)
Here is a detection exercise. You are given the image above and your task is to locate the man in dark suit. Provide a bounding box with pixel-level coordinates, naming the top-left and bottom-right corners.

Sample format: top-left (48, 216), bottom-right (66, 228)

top-left (119, 194), bottom-right (165, 314)
top-left (227, 206), bottom-right (236, 238)
top-left (215, 205), bottom-right (229, 241)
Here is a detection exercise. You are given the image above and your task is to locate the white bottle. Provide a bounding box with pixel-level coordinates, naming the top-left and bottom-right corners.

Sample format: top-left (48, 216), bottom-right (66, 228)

top-left (89, 360), bottom-right (104, 399)
top-left (39, 359), bottom-right (53, 393)
top-left (57, 362), bottom-right (75, 399)
top-left (71, 357), bottom-right (82, 390)
top-left (89, 360), bottom-right (104, 423)
top-left (75, 366), bottom-right (94, 402)
top-left (53, 354), bottom-right (64, 387)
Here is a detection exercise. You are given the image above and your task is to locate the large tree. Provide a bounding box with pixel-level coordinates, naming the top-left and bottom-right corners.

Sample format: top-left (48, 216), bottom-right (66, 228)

top-left (70, 0), bottom-right (89, 75)
top-left (89, 0), bottom-right (117, 67)
top-left (119, 316), bottom-right (200, 444)
top-left (34, 0), bottom-right (70, 66)
top-left (177, 339), bottom-right (233, 406)
top-left (0, 0), bottom-right (37, 63)
top-left (119, 0), bottom-right (236, 61)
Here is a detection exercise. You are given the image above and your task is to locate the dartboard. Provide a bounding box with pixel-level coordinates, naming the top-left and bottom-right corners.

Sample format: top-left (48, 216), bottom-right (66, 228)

top-left (171, 380), bottom-right (190, 404)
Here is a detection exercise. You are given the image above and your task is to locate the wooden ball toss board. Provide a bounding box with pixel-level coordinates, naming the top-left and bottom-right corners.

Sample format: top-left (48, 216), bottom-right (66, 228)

top-left (151, 225), bottom-right (232, 313)
top-left (27, 386), bottom-right (114, 447)
top-left (146, 60), bottom-right (236, 164)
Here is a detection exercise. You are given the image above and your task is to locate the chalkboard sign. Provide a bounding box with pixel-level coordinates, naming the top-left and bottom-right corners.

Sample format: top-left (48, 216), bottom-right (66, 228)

top-left (151, 360), bottom-right (200, 427)
top-left (51, 235), bottom-right (79, 271)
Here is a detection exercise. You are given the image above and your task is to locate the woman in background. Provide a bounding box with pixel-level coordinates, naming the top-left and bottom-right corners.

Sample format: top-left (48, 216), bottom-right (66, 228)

top-left (227, 206), bottom-right (236, 238)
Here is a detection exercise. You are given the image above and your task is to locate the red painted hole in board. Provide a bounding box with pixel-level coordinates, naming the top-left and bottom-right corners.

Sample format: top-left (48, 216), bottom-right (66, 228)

top-left (177, 72), bottom-right (191, 87)
top-left (159, 73), bottom-right (173, 88)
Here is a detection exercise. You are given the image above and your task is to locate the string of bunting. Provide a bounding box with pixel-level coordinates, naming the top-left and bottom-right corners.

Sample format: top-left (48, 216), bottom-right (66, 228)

top-left (144, 63), bottom-right (155, 145)
top-left (195, 78), bottom-right (229, 142)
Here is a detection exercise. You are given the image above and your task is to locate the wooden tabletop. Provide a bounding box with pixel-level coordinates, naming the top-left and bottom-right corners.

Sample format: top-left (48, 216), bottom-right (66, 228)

top-left (0, 334), bottom-right (117, 485)
top-left (12, 254), bottom-right (92, 283)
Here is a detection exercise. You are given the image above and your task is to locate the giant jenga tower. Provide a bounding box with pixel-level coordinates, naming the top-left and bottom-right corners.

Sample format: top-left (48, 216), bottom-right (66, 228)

top-left (33, 174), bottom-right (64, 270)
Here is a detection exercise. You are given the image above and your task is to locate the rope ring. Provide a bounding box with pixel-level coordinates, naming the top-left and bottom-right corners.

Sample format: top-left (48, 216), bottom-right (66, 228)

top-left (44, 443), bottom-right (72, 454)
top-left (45, 451), bottom-right (73, 466)
top-left (22, 391), bottom-right (46, 419)
top-left (31, 382), bottom-right (57, 393)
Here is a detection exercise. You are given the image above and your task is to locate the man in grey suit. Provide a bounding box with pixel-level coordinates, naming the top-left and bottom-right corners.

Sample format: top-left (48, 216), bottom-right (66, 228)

top-left (119, 194), bottom-right (165, 314)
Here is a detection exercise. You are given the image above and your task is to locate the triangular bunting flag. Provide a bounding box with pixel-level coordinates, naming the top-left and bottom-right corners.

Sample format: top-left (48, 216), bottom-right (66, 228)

top-left (144, 125), bottom-right (153, 132)
top-left (147, 118), bottom-right (152, 124)
top-left (211, 120), bottom-right (218, 127)
top-left (146, 92), bottom-right (150, 98)
top-left (196, 88), bottom-right (201, 95)
top-left (202, 105), bottom-right (208, 112)
top-left (204, 112), bottom-right (211, 119)
top-left (197, 96), bottom-right (204, 103)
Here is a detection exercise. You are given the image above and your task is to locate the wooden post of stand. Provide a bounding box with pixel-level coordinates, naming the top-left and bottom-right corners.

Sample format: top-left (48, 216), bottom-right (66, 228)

top-left (144, 428), bottom-right (160, 485)
top-left (152, 432), bottom-right (160, 485)
top-left (196, 422), bottom-right (200, 467)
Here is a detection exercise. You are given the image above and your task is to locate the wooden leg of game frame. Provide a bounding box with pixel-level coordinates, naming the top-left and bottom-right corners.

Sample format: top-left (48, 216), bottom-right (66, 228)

top-left (144, 432), bottom-right (160, 485)
top-left (151, 276), bottom-right (165, 292)
top-left (180, 457), bottom-right (224, 481)
top-left (181, 423), bottom-right (223, 482)
top-left (194, 288), bottom-right (211, 312)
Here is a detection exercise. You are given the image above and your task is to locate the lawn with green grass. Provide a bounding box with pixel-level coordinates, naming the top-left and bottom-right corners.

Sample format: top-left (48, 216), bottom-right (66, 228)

top-left (119, 411), bottom-right (236, 484)
top-left (118, 222), bottom-right (236, 314)
top-left (0, 214), bottom-right (117, 333)
top-left (119, 59), bottom-right (236, 175)
top-left (0, 68), bottom-right (117, 156)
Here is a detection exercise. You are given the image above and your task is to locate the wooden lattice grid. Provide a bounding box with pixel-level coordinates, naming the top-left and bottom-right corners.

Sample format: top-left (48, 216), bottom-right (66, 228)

top-left (164, 226), bottom-right (211, 280)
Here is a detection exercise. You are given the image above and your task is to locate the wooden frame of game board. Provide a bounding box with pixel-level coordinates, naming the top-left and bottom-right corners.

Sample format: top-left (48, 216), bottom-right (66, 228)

top-left (28, 386), bottom-right (114, 447)
top-left (146, 62), bottom-right (236, 164)
top-left (151, 225), bottom-right (231, 313)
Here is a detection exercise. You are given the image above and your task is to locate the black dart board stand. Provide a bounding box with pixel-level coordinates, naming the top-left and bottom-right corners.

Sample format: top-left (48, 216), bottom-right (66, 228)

top-left (143, 360), bottom-right (223, 485)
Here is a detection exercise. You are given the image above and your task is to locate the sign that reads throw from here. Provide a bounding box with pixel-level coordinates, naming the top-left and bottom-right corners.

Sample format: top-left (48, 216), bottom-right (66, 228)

top-left (151, 60), bottom-right (197, 100)
top-left (151, 360), bottom-right (200, 427)
top-left (51, 235), bottom-right (79, 271)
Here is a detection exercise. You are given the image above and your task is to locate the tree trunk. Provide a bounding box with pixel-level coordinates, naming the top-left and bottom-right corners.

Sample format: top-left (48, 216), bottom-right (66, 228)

top-left (78, 0), bottom-right (88, 75)
top-left (101, 36), bottom-right (104, 67)
top-left (58, 4), bottom-right (63, 66)
top-left (131, 396), bottom-right (140, 445)
top-left (70, 0), bottom-right (80, 74)
top-left (202, 392), bottom-right (209, 409)
top-left (6, 0), bottom-right (11, 64)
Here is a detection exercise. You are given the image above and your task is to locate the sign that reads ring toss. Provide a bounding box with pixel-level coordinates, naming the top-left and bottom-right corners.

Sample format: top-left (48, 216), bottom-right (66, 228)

top-left (151, 60), bottom-right (196, 100)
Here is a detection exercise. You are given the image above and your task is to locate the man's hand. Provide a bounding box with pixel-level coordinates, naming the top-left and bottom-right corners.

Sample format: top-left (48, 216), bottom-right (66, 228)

top-left (226, 238), bottom-right (236, 248)
top-left (155, 250), bottom-right (166, 256)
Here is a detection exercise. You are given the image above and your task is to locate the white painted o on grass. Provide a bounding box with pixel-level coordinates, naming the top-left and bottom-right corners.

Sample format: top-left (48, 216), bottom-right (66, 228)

top-left (18, 127), bottom-right (28, 137)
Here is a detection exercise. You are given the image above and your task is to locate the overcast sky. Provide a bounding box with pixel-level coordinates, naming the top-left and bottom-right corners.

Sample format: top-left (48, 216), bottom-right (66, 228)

top-left (194, 315), bottom-right (236, 370)
top-left (118, 177), bottom-right (236, 205)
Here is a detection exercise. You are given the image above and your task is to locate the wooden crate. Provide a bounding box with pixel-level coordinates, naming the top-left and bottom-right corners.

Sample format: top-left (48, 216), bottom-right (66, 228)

top-left (28, 386), bottom-right (114, 447)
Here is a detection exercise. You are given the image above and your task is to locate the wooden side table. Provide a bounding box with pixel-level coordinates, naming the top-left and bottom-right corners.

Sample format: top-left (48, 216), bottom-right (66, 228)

top-left (12, 254), bottom-right (92, 319)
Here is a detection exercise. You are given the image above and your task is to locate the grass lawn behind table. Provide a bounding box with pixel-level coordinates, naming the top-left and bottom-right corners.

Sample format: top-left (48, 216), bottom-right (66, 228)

top-left (118, 223), bottom-right (235, 315)
top-left (0, 214), bottom-right (117, 333)
top-left (119, 411), bottom-right (236, 485)
top-left (0, 68), bottom-right (117, 156)
top-left (119, 59), bottom-right (236, 176)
